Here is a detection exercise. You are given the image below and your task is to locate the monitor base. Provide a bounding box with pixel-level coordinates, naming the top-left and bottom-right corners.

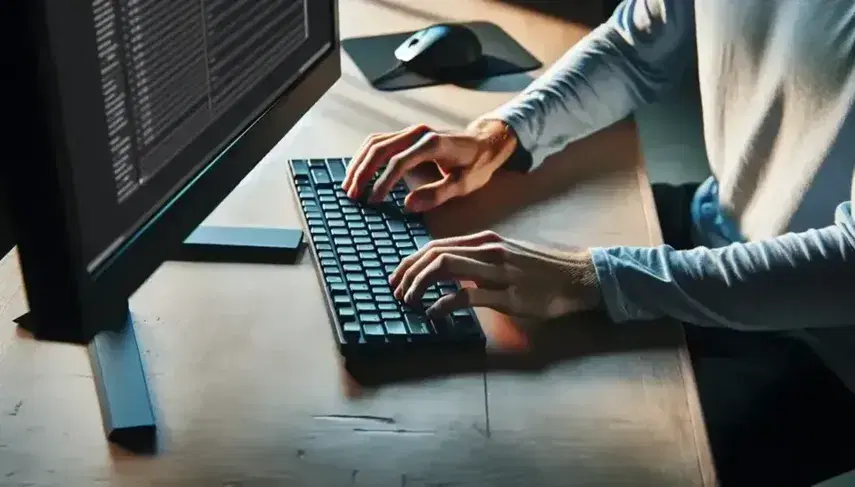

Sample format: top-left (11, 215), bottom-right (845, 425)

top-left (16, 308), bottom-right (157, 454)
top-left (171, 225), bottom-right (304, 264)
top-left (13, 224), bottom-right (305, 453)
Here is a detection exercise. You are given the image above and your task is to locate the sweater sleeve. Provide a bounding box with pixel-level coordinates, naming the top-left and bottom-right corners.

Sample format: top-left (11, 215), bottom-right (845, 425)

top-left (591, 202), bottom-right (855, 330)
top-left (480, 0), bottom-right (696, 169)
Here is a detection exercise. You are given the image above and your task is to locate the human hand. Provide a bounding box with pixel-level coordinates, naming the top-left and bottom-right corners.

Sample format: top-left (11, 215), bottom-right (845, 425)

top-left (389, 231), bottom-right (602, 320)
top-left (341, 119), bottom-right (518, 212)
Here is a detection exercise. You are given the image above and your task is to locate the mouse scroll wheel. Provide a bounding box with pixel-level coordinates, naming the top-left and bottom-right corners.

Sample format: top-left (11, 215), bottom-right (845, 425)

top-left (408, 38), bottom-right (419, 46)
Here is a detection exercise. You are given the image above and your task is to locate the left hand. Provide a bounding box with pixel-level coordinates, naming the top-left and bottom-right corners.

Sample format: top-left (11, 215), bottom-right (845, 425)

top-left (389, 230), bottom-right (602, 320)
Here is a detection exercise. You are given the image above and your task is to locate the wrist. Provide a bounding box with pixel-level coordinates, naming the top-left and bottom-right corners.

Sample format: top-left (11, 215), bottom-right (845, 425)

top-left (562, 249), bottom-right (603, 310)
top-left (467, 118), bottom-right (519, 172)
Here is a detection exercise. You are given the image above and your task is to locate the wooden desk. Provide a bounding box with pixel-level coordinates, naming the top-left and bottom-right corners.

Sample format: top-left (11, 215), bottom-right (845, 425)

top-left (0, 1), bottom-right (716, 485)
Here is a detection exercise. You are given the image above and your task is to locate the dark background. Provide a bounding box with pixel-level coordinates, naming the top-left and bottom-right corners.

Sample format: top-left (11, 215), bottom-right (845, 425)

top-left (496, 0), bottom-right (621, 27)
top-left (0, 183), bottom-right (12, 257)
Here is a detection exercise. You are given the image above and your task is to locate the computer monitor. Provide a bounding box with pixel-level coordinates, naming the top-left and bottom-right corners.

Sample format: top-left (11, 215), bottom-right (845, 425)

top-left (2, 1), bottom-right (340, 449)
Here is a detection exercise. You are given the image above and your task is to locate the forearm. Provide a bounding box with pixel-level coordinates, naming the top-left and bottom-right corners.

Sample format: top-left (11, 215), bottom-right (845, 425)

top-left (481, 0), bottom-right (695, 169)
top-left (592, 203), bottom-right (855, 330)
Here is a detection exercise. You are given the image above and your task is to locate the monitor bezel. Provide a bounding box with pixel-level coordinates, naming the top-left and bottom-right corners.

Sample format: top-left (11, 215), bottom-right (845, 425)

top-left (6, 0), bottom-right (341, 341)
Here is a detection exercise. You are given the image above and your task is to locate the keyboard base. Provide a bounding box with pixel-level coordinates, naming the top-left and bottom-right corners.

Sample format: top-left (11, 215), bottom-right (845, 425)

top-left (288, 157), bottom-right (488, 371)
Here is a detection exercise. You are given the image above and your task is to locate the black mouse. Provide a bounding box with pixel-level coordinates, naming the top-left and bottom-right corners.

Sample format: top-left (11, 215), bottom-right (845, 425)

top-left (393, 23), bottom-right (484, 75)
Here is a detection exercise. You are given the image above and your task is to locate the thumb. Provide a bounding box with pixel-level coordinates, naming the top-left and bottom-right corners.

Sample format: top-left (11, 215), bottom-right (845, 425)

top-left (405, 175), bottom-right (465, 212)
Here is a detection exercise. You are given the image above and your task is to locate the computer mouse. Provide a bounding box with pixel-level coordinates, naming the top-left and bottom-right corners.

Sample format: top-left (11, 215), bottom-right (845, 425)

top-left (394, 23), bottom-right (484, 75)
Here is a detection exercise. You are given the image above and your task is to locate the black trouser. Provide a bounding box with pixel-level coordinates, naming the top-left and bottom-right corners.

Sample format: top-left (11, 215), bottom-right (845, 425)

top-left (652, 183), bottom-right (855, 487)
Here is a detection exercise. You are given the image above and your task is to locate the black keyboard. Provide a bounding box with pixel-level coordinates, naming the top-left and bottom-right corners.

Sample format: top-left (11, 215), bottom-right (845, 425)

top-left (288, 157), bottom-right (486, 357)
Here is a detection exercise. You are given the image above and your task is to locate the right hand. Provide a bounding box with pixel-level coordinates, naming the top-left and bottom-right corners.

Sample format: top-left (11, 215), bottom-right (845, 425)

top-left (341, 119), bottom-right (518, 213)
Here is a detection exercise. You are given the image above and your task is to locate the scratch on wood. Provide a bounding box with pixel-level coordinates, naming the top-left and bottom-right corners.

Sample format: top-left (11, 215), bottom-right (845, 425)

top-left (8, 400), bottom-right (22, 416)
top-left (471, 423), bottom-right (490, 439)
top-left (352, 428), bottom-right (435, 436)
top-left (312, 414), bottom-right (396, 424)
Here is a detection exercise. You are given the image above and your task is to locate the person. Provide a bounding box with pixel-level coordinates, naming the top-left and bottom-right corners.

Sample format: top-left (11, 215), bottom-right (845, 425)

top-left (344, 1), bottom-right (855, 485)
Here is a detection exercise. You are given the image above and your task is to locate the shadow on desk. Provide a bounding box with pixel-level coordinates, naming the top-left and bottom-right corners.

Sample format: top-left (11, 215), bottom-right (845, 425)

top-left (495, 0), bottom-right (608, 27)
top-left (344, 310), bottom-right (676, 390)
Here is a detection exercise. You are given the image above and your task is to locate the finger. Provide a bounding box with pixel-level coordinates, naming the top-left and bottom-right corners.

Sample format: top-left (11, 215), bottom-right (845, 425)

top-left (389, 230), bottom-right (503, 288)
top-left (395, 244), bottom-right (506, 300)
top-left (370, 131), bottom-right (450, 203)
top-left (404, 174), bottom-right (465, 213)
top-left (427, 288), bottom-right (509, 318)
top-left (402, 253), bottom-right (507, 306)
top-left (348, 125), bottom-right (432, 199)
top-left (343, 131), bottom-right (399, 191)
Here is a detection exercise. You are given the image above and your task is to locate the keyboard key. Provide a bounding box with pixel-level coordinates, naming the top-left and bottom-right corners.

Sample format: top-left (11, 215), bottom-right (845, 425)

top-left (334, 237), bottom-right (353, 246)
top-left (364, 260), bottom-right (381, 268)
top-left (378, 302), bottom-right (398, 311)
top-left (386, 221), bottom-right (408, 233)
top-left (353, 292), bottom-right (373, 301)
top-left (405, 313), bottom-right (432, 335)
top-left (311, 168), bottom-right (332, 186)
top-left (362, 324), bottom-right (386, 342)
top-left (338, 307), bottom-right (355, 319)
top-left (343, 264), bottom-right (361, 272)
top-left (414, 236), bottom-right (431, 249)
top-left (360, 313), bottom-right (381, 323)
top-left (292, 159), bottom-right (310, 177)
top-left (325, 275), bottom-right (343, 284)
top-left (381, 311), bottom-right (401, 321)
top-left (369, 278), bottom-right (387, 287)
top-left (356, 302), bottom-right (377, 312)
top-left (341, 255), bottom-right (359, 263)
top-left (338, 246), bottom-right (355, 254)
top-left (385, 320), bottom-right (408, 337)
top-left (349, 283), bottom-right (369, 292)
top-left (322, 266), bottom-right (340, 275)
top-left (328, 158), bottom-right (347, 183)
top-left (330, 283), bottom-right (348, 295)
top-left (381, 255), bottom-right (398, 264)
top-left (366, 269), bottom-right (385, 279)
top-left (333, 295), bottom-right (350, 306)
top-left (346, 273), bottom-right (366, 283)
top-left (342, 321), bottom-right (361, 343)
top-left (321, 258), bottom-right (337, 267)
top-left (331, 228), bottom-right (348, 236)
top-left (318, 251), bottom-right (335, 259)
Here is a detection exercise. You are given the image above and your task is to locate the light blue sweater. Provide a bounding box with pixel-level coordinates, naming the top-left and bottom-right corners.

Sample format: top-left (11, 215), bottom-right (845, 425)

top-left (486, 0), bottom-right (855, 390)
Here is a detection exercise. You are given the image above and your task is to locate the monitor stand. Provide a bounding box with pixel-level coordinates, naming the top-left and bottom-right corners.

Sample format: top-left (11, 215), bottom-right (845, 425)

top-left (15, 225), bottom-right (305, 453)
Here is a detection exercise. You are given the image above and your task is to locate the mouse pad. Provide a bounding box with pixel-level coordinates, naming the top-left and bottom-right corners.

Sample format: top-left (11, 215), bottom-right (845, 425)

top-left (342, 21), bottom-right (542, 91)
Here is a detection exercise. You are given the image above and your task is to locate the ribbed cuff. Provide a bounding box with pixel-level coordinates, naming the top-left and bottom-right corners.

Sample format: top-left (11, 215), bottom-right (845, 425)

top-left (590, 247), bottom-right (633, 323)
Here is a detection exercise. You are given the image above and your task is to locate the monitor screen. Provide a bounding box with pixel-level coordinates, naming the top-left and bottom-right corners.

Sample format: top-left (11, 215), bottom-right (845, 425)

top-left (40, 1), bottom-right (335, 273)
